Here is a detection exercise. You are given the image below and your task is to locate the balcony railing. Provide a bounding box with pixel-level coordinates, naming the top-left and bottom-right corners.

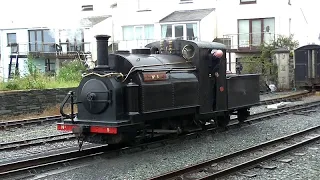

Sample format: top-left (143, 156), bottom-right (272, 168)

top-left (221, 32), bottom-right (277, 50)
top-left (7, 42), bottom-right (92, 56)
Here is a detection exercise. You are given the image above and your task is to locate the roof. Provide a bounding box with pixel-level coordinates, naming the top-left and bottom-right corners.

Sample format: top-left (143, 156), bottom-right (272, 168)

top-left (159, 8), bottom-right (215, 23)
top-left (295, 44), bottom-right (320, 51)
top-left (80, 15), bottom-right (111, 27)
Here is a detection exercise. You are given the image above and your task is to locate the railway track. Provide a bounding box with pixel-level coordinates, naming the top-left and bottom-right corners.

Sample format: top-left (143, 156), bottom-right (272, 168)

top-left (0, 115), bottom-right (64, 129)
top-left (0, 91), bottom-right (313, 130)
top-left (149, 125), bottom-right (320, 180)
top-left (0, 133), bottom-right (75, 151)
top-left (0, 100), bottom-right (319, 179)
top-left (259, 91), bottom-right (314, 105)
top-left (0, 94), bottom-right (316, 153)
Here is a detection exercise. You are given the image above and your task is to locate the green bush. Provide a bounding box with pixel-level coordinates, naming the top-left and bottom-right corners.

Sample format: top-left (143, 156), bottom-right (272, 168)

top-left (57, 59), bottom-right (86, 82)
top-left (0, 56), bottom-right (86, 91)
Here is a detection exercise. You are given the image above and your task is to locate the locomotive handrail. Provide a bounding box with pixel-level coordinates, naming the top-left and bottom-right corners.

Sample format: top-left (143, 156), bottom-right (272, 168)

top-left (122, 62), bottom-right (196, 82)
top-left (122, 67), bottom-right (197, 82)
top-left (140, 68), bottom-right (197, 72)
top-left (60, 91), bottom-right (76, 123)
top-left (82, 72), bottom-right (124, 78)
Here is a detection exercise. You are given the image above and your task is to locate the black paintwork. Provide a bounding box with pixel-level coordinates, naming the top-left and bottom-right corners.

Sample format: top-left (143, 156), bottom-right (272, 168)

top-left (59, 36), bottom-right (261, 143)
top-left (294, 45), bottom-right (320, 88)
top-left (95, 35), bottom-right (111, 68)
top-left (145, 40), bottom-right (228, 117)
top-left (226, 74), bottom-right (260, 110)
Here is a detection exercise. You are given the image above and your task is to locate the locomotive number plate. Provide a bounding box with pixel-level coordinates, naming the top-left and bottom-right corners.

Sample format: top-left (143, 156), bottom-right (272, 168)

top-left (143, 72), bottom-right (167, 82)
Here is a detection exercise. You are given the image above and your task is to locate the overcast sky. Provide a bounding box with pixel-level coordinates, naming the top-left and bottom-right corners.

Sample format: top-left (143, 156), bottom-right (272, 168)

top-left (0, 0), bottom-right (114, 28)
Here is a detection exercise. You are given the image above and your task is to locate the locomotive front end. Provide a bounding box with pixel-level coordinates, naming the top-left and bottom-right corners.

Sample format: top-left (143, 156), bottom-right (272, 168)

top-left (57, 35), bottom-right (133, 145)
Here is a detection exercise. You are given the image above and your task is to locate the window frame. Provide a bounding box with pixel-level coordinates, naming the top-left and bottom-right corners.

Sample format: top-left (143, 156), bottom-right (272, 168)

top-left (7, 33), bottom-right (17, 46)
top-left (45, 58), bottom-right (56, 73)
top-left (122, 25), bottom-right (155, 41)
top-left (160, 22), bottom-right (199, 40)
top-left (29, 29), bottom-right (57, 52)
top-left (180, 0), bottom-right (193, 4)
top-left (237, 17), bottom-right (275, 49)
top-left (240, 0), bottom-right (257, 4)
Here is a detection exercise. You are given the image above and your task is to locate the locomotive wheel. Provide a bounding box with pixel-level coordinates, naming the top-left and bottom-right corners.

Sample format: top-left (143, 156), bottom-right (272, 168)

top-left (237, 108), bottom-right (250, 123)
top-left (216, 112), bottom-right (230, 128)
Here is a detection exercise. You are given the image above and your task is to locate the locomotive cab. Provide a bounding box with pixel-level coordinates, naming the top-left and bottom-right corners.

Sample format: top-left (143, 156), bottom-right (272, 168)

top-left (145, 40), bottom-right (229, 117)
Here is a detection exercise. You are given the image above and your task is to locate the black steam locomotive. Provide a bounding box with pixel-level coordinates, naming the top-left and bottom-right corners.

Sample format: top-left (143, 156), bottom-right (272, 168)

top-left (57, 35), bottom-right (260, 145)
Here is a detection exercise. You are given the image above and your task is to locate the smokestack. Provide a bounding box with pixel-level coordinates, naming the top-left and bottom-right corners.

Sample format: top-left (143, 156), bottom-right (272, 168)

top-left (95, 35), bottom-right (111, 68)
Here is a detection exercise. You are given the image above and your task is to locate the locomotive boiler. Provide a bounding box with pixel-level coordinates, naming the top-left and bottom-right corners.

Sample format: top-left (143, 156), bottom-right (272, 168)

top-left (57, 34), bottom-right (260, 145)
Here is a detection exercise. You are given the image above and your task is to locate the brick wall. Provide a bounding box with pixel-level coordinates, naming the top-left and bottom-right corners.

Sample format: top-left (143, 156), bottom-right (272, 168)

top-left (0, 88), bottom-right (76, 117)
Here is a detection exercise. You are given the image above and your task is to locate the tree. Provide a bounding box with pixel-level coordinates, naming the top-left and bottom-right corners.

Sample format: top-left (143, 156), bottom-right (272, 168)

top-left (238, 34), bottom-right (299, 85)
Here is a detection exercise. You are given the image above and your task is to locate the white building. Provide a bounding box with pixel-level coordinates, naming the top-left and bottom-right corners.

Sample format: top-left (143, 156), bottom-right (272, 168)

top-left (0, 0), bottom-right (311, 80)
top-left (215, 0), bottom-right (306, 72)
top-left (0, 15), bottom-right (111, 81)
top-left (110, 0), bottom-right (217, 51)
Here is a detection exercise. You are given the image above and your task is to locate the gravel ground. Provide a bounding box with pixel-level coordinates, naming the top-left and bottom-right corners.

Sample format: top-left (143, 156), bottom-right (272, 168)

top-left (222, 140), bottom-right (320, 180)
top-left (30, 107), bottom-right (320, 180)
top-left (0, 139), bottom-right (80, 164)
top-left (0, 123), bottom-right (65, 143)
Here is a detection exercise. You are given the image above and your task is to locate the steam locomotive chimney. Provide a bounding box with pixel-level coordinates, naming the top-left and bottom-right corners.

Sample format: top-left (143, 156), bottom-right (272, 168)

top-left (95, 35), bottom-right (111, 68)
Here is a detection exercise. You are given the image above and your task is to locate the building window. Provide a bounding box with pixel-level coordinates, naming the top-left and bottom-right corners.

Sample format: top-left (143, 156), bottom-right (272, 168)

top-left (161, 23), bottom-right (198, 40)
top-left (122, 25), bottom-right (154, 40)
top-left (7, 33), bottom-right (17, 46)
top-left (45, 58), bottom-right (55, 73)
top-left (82, 5), bottom-right (93, 11)
top-left (59, 29), bottom-right (84, 52)
top-left (180, 0), bottom-right (193, 4)
top-left (29, 29), bottom-right (56, 52)
top-left (240, 0), bottom-right (256, 4)
top-left (238, 17), bottom-right (275, 48)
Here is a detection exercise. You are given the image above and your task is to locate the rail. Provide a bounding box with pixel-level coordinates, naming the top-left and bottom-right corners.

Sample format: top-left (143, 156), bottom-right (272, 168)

top-left (0, 133), bottom-right (74, 151)
top-left (0, 90), bottom-right (313, 130)
top-left (149, 123), bottom-right (320, 180)
top-left (260, 91), bottom-right (314, 105)
top-left (0, 115), bottom-right (64, 129)
top-left (1, 100), bottom-right (319, 179)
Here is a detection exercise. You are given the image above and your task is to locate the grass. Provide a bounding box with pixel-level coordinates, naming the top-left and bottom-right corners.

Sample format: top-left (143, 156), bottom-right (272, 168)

top-left (0, 104), bottom-right (79, 121)
top-left (0, 57), bottom-right (85, 91)
top-left (0, 57), bottom-right (84, 120)
top-left (0, 77), bottom-right (80, 91)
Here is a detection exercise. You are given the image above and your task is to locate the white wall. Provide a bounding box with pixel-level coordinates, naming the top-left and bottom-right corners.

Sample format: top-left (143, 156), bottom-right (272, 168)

top-left (199, 10), bottom-right (217, 41)
top-left (215, 0), bottom-right (305, 45)
top-left (88, 19), bottom-right (113, 61)
top-left (213, 0), bottom-right (307, 73)
top-left (113, 0), bottom-right (217, 40)
top-left (0, 29), bottom-right (29, 80)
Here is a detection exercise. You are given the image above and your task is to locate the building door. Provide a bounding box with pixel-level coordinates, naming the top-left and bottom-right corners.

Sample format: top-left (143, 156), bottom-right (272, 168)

top-left (251, 20), bottom-right (262, 47)
top-left (294, 50), bottom-right (308, 82)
